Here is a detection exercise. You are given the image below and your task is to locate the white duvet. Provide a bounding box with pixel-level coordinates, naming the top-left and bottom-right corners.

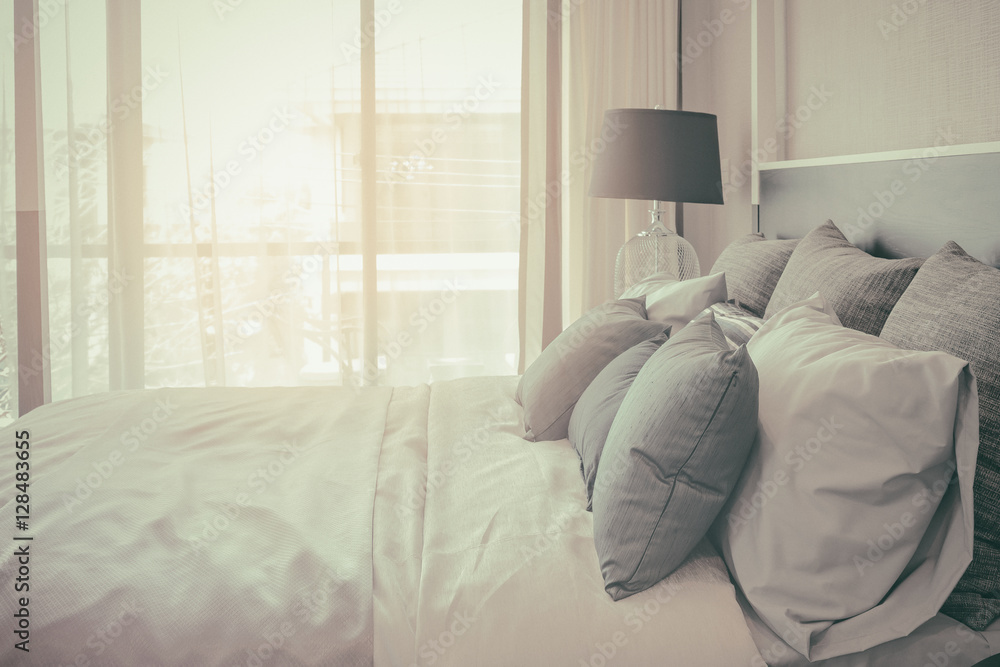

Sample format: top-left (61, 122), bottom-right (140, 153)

top-left (0, 377), bottom-right (761, 666)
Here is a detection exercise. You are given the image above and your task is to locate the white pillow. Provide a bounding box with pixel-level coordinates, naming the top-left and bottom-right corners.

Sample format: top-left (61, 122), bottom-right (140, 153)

top-left (715, 293), bottom-right (978, 661)
top-left (641, 273), bottom-right (727, 332)
top-left (618, 271), bottom-right (680, 299)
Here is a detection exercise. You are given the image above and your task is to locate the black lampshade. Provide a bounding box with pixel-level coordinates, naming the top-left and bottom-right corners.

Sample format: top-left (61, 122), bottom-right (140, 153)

top-left (589, 109), bottom-right (724, 205)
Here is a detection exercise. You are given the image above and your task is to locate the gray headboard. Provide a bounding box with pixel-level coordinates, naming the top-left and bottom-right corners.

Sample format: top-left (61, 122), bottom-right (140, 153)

top-left (756, 146), bottom-right (1000, 268)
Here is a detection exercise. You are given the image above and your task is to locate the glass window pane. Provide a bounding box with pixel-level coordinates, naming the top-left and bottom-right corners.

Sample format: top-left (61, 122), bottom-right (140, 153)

top-left (373, 0), bottom-right (521, 384)
top-left (141, 0), bottom-right (363, 387)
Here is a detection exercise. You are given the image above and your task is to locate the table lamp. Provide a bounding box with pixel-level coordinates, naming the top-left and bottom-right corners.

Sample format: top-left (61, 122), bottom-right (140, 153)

top-left (589, 108), bottom-right (724, 297)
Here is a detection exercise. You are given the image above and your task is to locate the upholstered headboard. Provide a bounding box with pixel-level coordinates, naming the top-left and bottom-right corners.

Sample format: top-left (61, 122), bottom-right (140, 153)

top-left (755, 144), bottom-right (1000, 267)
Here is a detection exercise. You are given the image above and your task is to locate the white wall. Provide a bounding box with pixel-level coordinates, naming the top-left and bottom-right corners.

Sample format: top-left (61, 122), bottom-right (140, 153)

top-left (682, 0), bottom-right (1000, 267)
top-left (784, 0), bottom-right (1000, 159)
top-left (681, 0), bottom-right (754, 272)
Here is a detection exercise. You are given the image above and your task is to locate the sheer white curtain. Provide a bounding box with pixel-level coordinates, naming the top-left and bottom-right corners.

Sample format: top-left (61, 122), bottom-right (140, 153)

top-left (565, 0), bottom-right (679, 321)
top-left (518, 0), bottom-right (563, 372)
top-left (518, 0), bottom-right (679, 370)
top-left (2, 0), bottom-right (522, 422)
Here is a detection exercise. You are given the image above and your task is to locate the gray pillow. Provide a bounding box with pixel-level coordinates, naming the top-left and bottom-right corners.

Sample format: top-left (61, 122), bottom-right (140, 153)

top-left (764, 220), bottom-right (924, 336)
top-left (516, 298), bottom-right (668, 442)
top-left (710, 233), bottom-right (799, 318)
top-left (592, 310), bottom-right (759, 600)
top-left (880, 241), bottom-right (1000, 631)
top-left (568, 334), bottom-right (668, 510)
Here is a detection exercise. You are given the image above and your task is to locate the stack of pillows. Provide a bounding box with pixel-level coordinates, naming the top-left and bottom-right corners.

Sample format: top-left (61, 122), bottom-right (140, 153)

top-left (515, 270), bottom-right (762, 600)
top-left (514, 220), bottom-right (1000, 661)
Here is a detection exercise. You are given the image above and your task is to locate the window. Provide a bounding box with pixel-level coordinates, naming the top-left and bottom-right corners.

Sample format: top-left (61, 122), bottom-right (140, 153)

top-left (1, 0), bottom-right (522, 422)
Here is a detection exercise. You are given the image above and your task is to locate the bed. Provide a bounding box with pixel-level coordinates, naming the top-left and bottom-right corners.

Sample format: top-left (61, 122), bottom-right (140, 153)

top-left (2, 147), bottom-right (1000, 666)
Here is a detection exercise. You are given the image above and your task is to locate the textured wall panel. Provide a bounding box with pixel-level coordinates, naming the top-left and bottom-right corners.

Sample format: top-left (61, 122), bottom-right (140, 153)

top-left (784, 0), bottom-right (1000, 159)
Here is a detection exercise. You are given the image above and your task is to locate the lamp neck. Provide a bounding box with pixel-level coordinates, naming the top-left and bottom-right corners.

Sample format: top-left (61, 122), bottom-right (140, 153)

top-left (646, 200), bottom-right (674, 235)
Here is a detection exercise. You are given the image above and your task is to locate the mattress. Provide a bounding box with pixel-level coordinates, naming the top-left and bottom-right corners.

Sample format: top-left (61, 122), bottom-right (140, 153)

top-left (0, 376), bottom-right (762, 666)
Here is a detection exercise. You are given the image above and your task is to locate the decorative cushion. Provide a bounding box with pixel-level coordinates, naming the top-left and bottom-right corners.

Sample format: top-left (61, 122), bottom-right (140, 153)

top-left (880, 241), bottom-right (1000, 630)
top-left (568, 334), bottom-right (668, 510)
top-left (710, 233), bottom-right (799, 317)
top-left (716, 294), bottom-right (978, 660)
top-left (708, 302), bottom-right (764, 348)
top-left (516, 298), bottom-right (668, 442)
top-left (642, 273), bottom-right (727, 331)
top-left (763, 221), bottom-right (924, 336)
top-left (619, 272), bottom-right (728, 332)
top-left (592, 310), bottom-right (759, 600)
top-left (618, 271), bottom-right (679, 299)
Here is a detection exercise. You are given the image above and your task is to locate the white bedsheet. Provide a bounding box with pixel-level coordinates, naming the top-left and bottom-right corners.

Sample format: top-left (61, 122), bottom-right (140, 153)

top-left (0, 386), bottom-right (391, 666)
top-left (373, 377), bottom-right (762, 666)
top-left (0, 378), bottom-right (762, 666)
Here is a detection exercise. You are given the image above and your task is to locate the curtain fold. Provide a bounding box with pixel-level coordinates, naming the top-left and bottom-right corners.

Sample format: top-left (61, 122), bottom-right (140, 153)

top-left (518, 0), bottom-right (563, 373)
top-left (13, 0), bottom-right (51, 415)
top-left (569, 0), bottom-right (680, 319)
top-left (519, 0), bottom-right (679, 367)
top-left (106, 0), bottom-right (145, 391)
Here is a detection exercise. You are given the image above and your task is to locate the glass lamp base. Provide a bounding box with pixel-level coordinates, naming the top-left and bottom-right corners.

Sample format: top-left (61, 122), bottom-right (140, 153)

top-left (614, 227), bottom-right (700, 298)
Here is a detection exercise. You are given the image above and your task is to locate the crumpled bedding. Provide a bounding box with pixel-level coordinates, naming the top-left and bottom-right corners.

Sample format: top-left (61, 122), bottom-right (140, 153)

top-left (0, 386), bottom-right (391, 666)
top-left (0, 377), bottom-right (762, 666)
